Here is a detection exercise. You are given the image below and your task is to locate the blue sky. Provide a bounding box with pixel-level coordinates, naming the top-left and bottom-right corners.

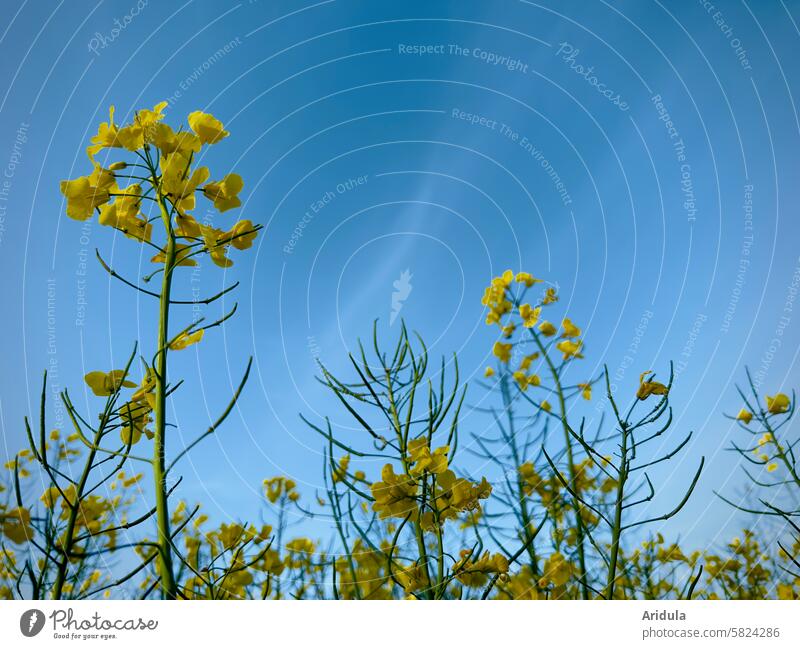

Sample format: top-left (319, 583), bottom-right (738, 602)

top-left (1, 0), bottom-right (799, 552)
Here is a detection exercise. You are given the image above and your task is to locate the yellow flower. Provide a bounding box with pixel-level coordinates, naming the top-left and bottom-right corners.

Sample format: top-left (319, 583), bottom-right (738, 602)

top-left (766, 462), bottom-right (778, 473)
top-left (203, 174), bottom-right (243, 212)
top-left (397, 562), bottom-right (429, 594)
top-left (175, 213), bottom-right (202, 238)
top-left (540, 400), bottom-right (552, 412)
top-left (492, 341), bottom-right (512, 363)
top-left (636, 370), bottom-right (669, 400)
top-left (41, 486), bottom-right (61, 509)
top-left (519, 304), bottom-right (541, 328)
top-left (170, 329), bottom-right (204, 351)
top-left (200, 224), bottom-right (234, 268)
top-left (484, 366), bottom-right (495, 378)
top-left (115, 101), bottom-right (169, 151)
top-left (149, 122), bottom-right (202, 155)
top-left (514, 371), bottom-right (540, 391)
top-left (226, 219), bottom-right (258, 250)
top-left (408, 439), bottom-right (449, 476)
top-left (561, 318), bottom-right (581, 338)
top-left (453, 550), bottom-right (509, 587)
top-left (578, 382), bottom-right (592, 400)
top-left (766, 393), bottom-right (790, 414)
top-left (84, 370), bottom-right (136, 396)
top-left (98, 184), bottom-right (152, 242)
top-left (98, 183), bottom-right (140, 223)
top-left (556, 339), bottom-right (583, 360)
top-left (736, 408), bottom-right (753, 424)
top-left (263, 477), bottom-right (299, 504)
top-left (539, 552), bottom-right (571, 587)
top-left (60, 165), bottom-right (117, 221)
top-left (1, 507), bottom-right (33, 544)
top-left (538, 321), bottom-right (556, 337)
top-left (188, 110), bottom-right (229, 144)
top-left (435, 470), bottom-right (492, 513)
top-left (160, 152), bottom-right (210, 213)
top-left (515, 272), bottom-right (542, 287)
top-left (137, 101), bottom-right (168, 128)
top-left (499, 269), bottom-right (514, 286)
top-left (86, 106), bottom-right (123, 159)
top-left (332, 454), bottom-right (350, 483)
top-left (370, 464), bottom-right (418, 520)
top-left (118, 400), bottom-right (154, 445)
top-left (542, 287), bottom-right (558, 304)
top-left (131, 366), bottom-right (157, 402)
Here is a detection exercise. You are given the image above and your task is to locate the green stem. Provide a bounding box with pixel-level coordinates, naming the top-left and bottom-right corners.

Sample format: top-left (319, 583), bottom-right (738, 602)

top-left (500, 375), bottom-right (539, 575)
top-left (152, 184), bottom-right (178, 599)
top-left (530, 330), bottom-right (590, 599)
top-left (605, 423), bottom-right (628, 600)
top-left (386, 367), bottom-right (433, 599)
top-left (51, 431), bottom-right (101, 599)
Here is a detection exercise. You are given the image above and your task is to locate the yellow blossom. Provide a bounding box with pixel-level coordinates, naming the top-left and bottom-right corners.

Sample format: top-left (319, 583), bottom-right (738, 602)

top-left (636, 371), bottom-right (669, 400)
top-left (515, 272), bottom-right (542, 287)
top-left (188, 111), bottom-right (229, 144)
top-left (408, 439), bottom-right (449, 476)
top-left (200, 224), bottom-right (234, 268)
top-left (561, 318), bottom-right (581, 338)
top-left (84, 370), bottom-right (136, 396)
top-left (538, 321), bottom-right (556, 337)
top-left (370, 465), bottom-right (418, 520)
top-left (59, 166), bottom-right (116, 220)
top-left (766, 393), bottom-right (790, 414)
top-left (556, 339), bottom-right (583, 360)
top-left (453, 550), bottom-right (509, 587)
top-left (226, 219), bottom-right (258, 250)
top-left (160, 152), bottom-right (210, 213)
top-left (170, 329), bottom-right (204, 351)
top-left (86, 106), bottom-right (123, 158)
top-left (332, 454), bottom-right (350, 483)
top-left (539, 552), bottom-right (572, 587)
top-left (519, 304), bottom-right (541, 328)
top-left (202, 174), bottom-right (243, 212)
top-left (1, 507), bottom-right (33, 544)
top-left (492, 341), bottom-right (512, 363)
top-left (542, 287), bottom-right (558, 304)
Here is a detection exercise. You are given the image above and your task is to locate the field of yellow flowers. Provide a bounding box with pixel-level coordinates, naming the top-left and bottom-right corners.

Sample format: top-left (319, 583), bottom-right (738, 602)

top-left (1, 105), bottom-right (798, 601)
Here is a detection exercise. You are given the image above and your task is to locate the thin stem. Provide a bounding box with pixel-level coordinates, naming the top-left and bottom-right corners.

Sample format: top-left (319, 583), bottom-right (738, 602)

top-left (151, 166), bottom-right (178, 600)
top-left (528, 328), bottom-right (589, 599)
top-left (605, 422), bottom-right (628, 600)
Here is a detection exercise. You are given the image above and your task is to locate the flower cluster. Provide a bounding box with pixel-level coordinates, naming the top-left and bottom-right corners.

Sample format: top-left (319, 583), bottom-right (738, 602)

top-left (60, 103), bottom-right (258, 268)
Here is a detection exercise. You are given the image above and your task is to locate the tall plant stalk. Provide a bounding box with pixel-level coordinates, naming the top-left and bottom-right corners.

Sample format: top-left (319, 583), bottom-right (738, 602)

top-left (152, 173), bottom-right (178, 598)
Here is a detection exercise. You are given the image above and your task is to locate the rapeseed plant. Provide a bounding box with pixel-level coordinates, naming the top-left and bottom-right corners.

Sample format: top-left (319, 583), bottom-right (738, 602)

top-left (0, 121), bottom-right (797, 601)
